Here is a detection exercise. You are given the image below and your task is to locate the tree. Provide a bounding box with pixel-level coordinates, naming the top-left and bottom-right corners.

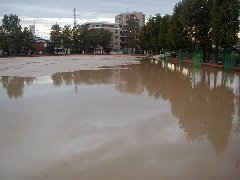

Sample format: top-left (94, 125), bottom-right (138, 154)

top-left (211, 0), bottom-right (240, 62)
top-left (145, 14), bottom-right (162, 54)
top-left (50, 24), bottom-right (62, 54)
top-left (1, 14), bottom-right (22, 55)
top-left (139, 25), bottom-right (150, 54)
top-left (62, 25), bottom-right (73, 54)
top-left (22, 27), bottom-right (34, 55)
top-left (0, 26), bottom-right (4, 50)
top-left (126, 15), bottom-right (140, 54)
top-left (167, 2), bottom-right (189, 56)
top-left (181, 0), bottom-right (212, 62)
top-left (158, 14), bottom-right (171, 51)
top-left (79, 25), bottom-right (96, 53)
top-left (72, 24), bottom-right (82, 53)
top-left (98, 28), bottom-right (112, 52)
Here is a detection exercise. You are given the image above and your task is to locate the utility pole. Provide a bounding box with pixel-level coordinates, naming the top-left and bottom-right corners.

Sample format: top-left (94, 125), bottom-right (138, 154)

top-left (73, 8), bottom-right (77, 27)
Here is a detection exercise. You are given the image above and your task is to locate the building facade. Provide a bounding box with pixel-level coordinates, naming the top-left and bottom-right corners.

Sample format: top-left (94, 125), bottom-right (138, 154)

top-left (115, 11), bottom-right (145, 27)
top-left (115, 11), bottom-right (145, 53)
top-left (34, 36), bottom-right (50, 54)
top-left (85, 22), bottom-right (121, 53)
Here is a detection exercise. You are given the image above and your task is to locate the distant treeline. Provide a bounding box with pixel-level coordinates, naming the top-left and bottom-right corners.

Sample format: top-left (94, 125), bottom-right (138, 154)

top-left (139, 0), bottom-right (240, 63)
top-left (50, 24), bottom-right (112, 54)
top-left (0, 0), bottom-right (239, 60)
top-left (0, 14), bottom-right (34, 55)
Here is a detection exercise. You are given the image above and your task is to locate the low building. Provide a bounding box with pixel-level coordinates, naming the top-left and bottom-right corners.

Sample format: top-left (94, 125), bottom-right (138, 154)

top-left (34, 36), bottom-right (50, 54)
top-left (85, 22), bottom-right (121, 53)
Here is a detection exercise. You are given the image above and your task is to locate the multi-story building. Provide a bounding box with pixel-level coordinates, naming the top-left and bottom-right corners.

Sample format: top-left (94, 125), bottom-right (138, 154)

top-left (85, 22), bottom-right (121, 53)
top-left (115, 11), bottom-right (145, 53)
top-left (115, 11), bottom-right (145, 27)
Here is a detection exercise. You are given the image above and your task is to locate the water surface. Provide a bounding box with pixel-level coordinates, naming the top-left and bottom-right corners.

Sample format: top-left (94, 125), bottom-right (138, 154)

top-left (0, 61), bottom-right (240, 180)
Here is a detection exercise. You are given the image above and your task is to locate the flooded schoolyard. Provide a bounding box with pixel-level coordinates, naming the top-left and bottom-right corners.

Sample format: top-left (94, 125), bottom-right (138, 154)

top-left (0, 56), bottom-right (240, 180)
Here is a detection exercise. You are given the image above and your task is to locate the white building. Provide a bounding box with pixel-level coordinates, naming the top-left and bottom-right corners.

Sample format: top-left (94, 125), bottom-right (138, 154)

top-left (85, 22), bottom-right (121, 53)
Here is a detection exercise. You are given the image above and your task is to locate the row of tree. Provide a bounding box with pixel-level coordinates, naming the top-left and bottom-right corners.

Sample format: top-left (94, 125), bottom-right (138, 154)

top-left (0, 14), bottom-right (113, 56)
top-left (139, 0), bottom-right (240, 62)
top-left (0, 14), bottom-right (35, 55)
top-left (50, 24), bottom-right (112, 54)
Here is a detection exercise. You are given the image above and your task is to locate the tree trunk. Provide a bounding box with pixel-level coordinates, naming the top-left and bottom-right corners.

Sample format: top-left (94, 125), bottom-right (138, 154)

top-left (66, 47), bottom-right (68, 55)
top-left (202, 45), bottom-right (207, 63)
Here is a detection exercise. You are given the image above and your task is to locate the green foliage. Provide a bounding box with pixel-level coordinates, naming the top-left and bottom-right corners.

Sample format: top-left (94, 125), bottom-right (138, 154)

top-left (181, 0), bottom-right (212, 61)
top-left (1, 14), bottom-right (22, 54)
top-left (167, 2), bottom-right (189, 56)
top-left (71, 24), bottom-right (112, 54)
top-left (50, 24), bottom-right (62, 53)
top-left (158, 15), bottom-right (171, 51)
top-left (62, 25), bottom-right (73, 54)
top-left (139, 24), bottom-right (151, 54)
top-left (147, 14), bottom-right (161, 54)
top-left (211, 0), bottom-right (240, 62)
top-left (0, 26), bottom-right (4, 49)
top-left (22, 27), bottom-right (34, 55)
top-left (98, 28), bottom-right (112, 50)
top-left (72, 24), bottom-right (82, 53)
top-left (126, 15), bottom-right (140, 53)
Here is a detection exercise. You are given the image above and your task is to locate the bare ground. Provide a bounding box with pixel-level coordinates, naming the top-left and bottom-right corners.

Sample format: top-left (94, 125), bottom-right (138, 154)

top-left (0, 55), bottom-right (141, 77)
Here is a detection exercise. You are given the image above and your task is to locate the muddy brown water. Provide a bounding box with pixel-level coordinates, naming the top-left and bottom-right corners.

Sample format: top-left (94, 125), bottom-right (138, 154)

top-left (0, 60), bottom-right (240, 180)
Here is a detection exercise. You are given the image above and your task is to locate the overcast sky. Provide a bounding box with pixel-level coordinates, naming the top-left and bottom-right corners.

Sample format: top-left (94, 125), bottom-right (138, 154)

top-left (0, 0), bottom-right (180, 39)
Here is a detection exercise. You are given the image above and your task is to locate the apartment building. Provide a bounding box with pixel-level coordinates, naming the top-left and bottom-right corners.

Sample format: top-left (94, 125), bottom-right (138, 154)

top-left (115, 11), bottom-right (145, 53)
top-left (115, 11), bottom-right (145, 27)
top-left (85, 22), bottom-right (121, 53)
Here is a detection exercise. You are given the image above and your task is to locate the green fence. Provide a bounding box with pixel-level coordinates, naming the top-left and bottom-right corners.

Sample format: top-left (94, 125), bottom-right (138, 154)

top-left (178, 49), bottom-right (188, 63)
top-left (193, 49), bottom-right (202, 67)
top-left (164, 49), bottom-right (169, 62)
top-left (223, 51), bottom-right (235, 71)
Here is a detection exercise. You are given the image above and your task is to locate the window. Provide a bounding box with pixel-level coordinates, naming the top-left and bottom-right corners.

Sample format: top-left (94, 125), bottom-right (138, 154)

top-left (115, 36), bottom-right (119, 39)
top-left (115, 30), bottom-right (118, 33)
top-left (115, 43), bottom-right (118, 45)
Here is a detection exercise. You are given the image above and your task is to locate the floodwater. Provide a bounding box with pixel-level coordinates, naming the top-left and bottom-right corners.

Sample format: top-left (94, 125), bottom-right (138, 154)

top-left (0, 60), bottom-right (240, 180)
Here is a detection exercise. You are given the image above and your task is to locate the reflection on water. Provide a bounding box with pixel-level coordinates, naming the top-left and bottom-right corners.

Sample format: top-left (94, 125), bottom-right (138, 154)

top-left (0, 60), bottom-right (240, 179)
top-left (0, 76), bottom-right (35, 99)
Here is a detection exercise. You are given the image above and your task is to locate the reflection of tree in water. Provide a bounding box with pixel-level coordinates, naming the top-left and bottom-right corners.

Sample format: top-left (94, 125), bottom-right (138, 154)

top-left (51, 65), bottom-right (144, 95)
top-left (139, 61), bottom-right (234, 155)
top-left (0, 76), bottom-right (35, 99)
top-left (2, 61), bottom-right (235, 154)
top-left (51, 62), bottom-right (235, 154)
